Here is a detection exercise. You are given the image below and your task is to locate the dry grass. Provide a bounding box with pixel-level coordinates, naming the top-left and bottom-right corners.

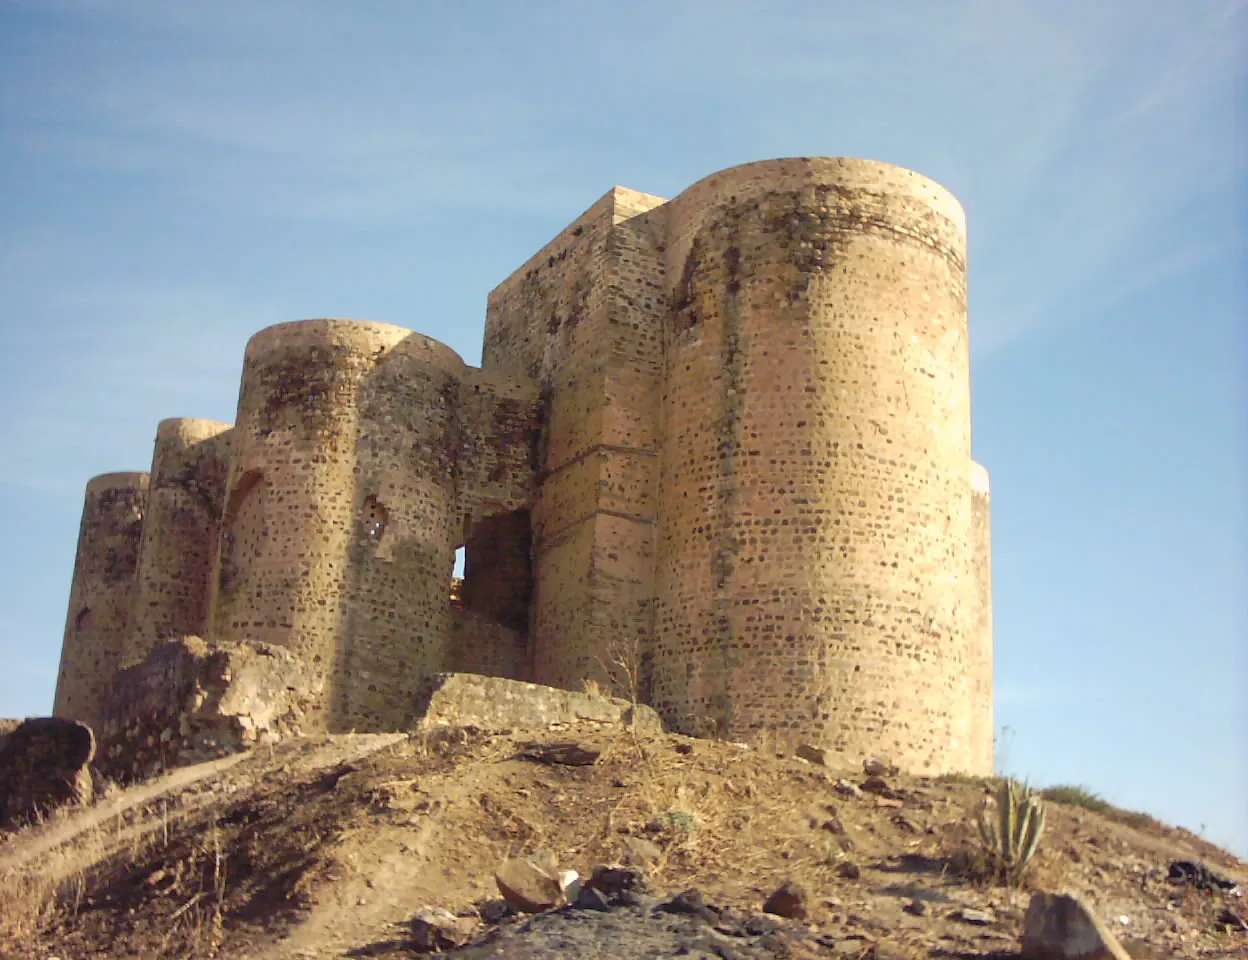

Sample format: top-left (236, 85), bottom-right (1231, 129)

top-left (4, 729), bottom-right (1243, 959)
top-left (1041, 784), bottom-right (1161, 831)
top-left (0, 797), bottom-right (168, 948)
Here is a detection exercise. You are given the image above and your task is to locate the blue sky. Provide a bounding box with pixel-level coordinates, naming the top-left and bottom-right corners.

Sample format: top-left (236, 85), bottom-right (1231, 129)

top-left (1, 1), bottom-right (1244, 854)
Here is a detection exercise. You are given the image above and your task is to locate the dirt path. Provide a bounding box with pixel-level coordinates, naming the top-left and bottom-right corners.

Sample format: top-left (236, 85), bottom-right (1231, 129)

top-left (255, 746), bottom-right (503, 959)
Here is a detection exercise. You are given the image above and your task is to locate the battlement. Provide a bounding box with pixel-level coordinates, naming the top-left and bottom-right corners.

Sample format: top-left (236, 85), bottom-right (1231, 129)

top-left (53, 157), bottom-right (994, 775)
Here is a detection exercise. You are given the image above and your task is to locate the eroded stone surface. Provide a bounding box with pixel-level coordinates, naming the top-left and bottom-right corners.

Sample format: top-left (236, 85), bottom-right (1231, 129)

top-left (0, 717), bottom-right (95, 827)
top-left (415, 673), bottom-right (662, 736)
top-left (98, 636), bottom-right (315, 782)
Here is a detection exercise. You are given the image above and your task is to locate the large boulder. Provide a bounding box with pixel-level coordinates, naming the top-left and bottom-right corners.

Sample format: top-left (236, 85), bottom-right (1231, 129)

top-left (0, 717), bottom-right (95, 828)
top-left (1021, 891), bottom-right (1133, 960)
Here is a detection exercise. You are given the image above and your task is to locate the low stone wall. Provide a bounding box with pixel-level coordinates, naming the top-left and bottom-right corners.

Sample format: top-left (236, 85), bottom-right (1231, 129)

top-left (98, 636), bottom-right (318, 782)
top-left (413, 673), bottom-right (663, 736)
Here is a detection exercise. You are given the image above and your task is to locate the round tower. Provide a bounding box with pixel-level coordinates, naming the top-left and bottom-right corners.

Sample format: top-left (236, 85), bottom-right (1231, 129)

top-left (337, 334), bottom-right (469, 730)
top-left (53, 472), bottom-right (149, 731)
top-left (653, 157), bottom-right (983, 773)
top-left (129, 418), bottom-right (233, 665)
top-left (969, 461), bottom-right (994, 774)
top-left (210, 319), bottom-right (413, 731)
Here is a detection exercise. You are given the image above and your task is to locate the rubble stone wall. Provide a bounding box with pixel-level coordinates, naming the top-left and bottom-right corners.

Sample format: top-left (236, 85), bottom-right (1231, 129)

top-left (651, 158), bottom-right (979, 773)
top-left (54, 472), bottom-right (149, 732)
top-left (130, 418), bottom-right (233, 666)
top-left (969, 461), bottom-right (994, 775)
top-left (414, 672), bottom-right (662, 736)
top-left (483, 187), bottom-right (667, 694)
top-left (447, 608), bottom-right (530, 685)
top-left (54, 157), bottom-right (993, 777)
top-left (97, 636), bottom-right (316, 783)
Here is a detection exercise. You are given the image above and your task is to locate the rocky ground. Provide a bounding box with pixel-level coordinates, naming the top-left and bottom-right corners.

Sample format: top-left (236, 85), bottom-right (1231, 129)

top-left (1, 722), bottom-right (1245, 958)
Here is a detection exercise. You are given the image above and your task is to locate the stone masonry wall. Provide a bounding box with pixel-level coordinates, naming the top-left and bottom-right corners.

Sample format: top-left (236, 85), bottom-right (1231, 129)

top-left (446, 608), bottom-right (530, 682)
top-left (210, 320), bottom-right (415, 731)
top-left (969, 461), bottom-right (994, 775)
top-left (652, 158), bottom-right (978, 773)
top-left (130, 418), bottom-right (233, 666)
top-left (54, 156), bottom-right (993, 778)
top-left (206, 321), bottom-right (541, 734)
top-left (483, 187), bottom-right (668, 694)
top-left (54, 472), bottom-right (149, 732)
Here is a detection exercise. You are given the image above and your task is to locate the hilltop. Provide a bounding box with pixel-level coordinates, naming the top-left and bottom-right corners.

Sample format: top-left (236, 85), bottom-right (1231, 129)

top-left (1, 720), bottom-right (1245, 958)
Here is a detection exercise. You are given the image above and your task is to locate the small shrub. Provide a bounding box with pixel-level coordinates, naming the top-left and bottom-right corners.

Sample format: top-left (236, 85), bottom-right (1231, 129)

top-left (934, 771), bottom-right (996, 788)
top-left (976, 778), bottom-right (1046, 886)
top-left (1040, 784), bottom-right (1110, 812)
top-left (646, 809), bottom-right (698, 836)
top-left (1041, 785), bottom-right (1161, 831)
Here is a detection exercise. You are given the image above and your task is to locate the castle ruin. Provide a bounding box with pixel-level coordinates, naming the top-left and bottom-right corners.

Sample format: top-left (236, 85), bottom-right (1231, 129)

top-left (52, 157), bottom-right (995, 776)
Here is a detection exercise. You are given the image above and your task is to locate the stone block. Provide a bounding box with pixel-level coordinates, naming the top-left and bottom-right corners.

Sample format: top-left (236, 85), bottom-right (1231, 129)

top-left (413, 673), bottom-right (663, 735)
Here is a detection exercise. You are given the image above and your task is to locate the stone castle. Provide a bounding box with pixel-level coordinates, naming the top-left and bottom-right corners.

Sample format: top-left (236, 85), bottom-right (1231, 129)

top-left (52, 157), bottom-right (994, 776)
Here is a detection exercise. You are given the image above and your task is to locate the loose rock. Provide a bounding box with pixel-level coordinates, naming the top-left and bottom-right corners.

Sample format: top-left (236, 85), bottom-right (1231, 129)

top-left (495, 855), bottom-right (564, 913)
top-left (656, 887), bottom-right (718, 925)
top-left (860, 775), bottom-right (901, 799)
top-left (585, 863), bottom-right (650, 902)
top-left (409, 906), bottom-right (477, 951)
top-left (1167, 859), bottom-right (1235, 891)
top-left (515, 740), bottom-right (600, 766)
top-left (1021, 891), bottom-right (1133, 959)
top-left (762, 880), bottom-right (808, 920)
top-left (795, 742), bottom-right (830, 766)
top-left (833, 779), bottom-right (863, 799)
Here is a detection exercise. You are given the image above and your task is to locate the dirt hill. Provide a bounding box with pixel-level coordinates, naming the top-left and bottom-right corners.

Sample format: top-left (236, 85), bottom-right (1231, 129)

top-left (1, 722), bottom-right (1244, 958)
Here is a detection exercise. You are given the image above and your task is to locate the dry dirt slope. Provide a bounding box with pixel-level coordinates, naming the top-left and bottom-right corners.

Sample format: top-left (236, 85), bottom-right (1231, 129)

top-left (0, 723), bottom-right (1245, 959)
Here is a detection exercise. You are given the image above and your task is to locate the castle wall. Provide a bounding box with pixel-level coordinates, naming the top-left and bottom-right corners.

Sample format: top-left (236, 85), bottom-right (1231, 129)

top-left (970, 461), bottom-right (994, 774)
top-left (483, 187), bottom-right (667, 695)
top-left (129, 419), bottom-right (233, 666)
top-left (446, 608), bottom-right (529, 681)
top-left (652, 158), bottom-right (983, 772)
top-left (211, 319), bottom-right (414, 730)
top-left (207, 321), bottom-right (539, 733)
top-left (52, 156), bottom-right (993, 775)
top-left (53, 472), bottom-right (149, 731)
top-left (339, 334), bottom-right (468, 730)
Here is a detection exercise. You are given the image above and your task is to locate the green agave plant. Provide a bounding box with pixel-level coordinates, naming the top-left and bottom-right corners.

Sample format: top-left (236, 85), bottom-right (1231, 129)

top-left (977, 778), bottom-right (1047, 885)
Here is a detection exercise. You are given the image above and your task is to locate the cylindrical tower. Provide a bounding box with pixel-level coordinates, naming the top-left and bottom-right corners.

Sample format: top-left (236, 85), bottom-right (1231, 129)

top-left (969, 461), bottom-right (994, 774)
top-left (53, 472), bottom-right (149, 730)
top-left (129, 418), bottom-right (233, 665)
top-left (210, 319), bottom-right (413, 731)
top-left (337, 334), bottom-right (468, 730)
top-left (653, 157), bottom-right (982, 773)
